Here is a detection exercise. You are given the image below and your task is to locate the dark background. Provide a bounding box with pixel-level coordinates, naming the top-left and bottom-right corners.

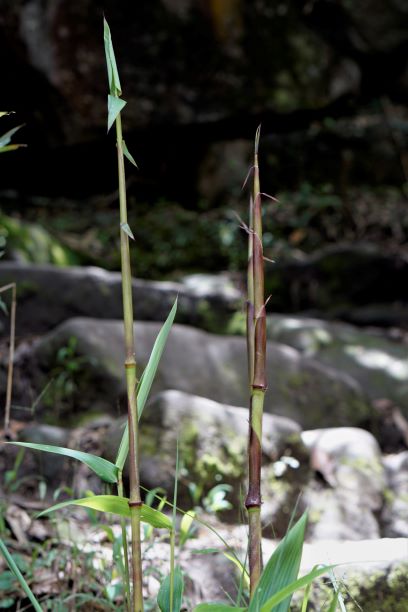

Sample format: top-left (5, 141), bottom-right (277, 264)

top-left (0, 0), bottom-right (407, 280)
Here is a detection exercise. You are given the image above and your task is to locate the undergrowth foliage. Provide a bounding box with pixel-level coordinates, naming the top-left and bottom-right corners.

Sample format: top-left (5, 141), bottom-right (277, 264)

top-left (0, 21), bottom-right (343, 612)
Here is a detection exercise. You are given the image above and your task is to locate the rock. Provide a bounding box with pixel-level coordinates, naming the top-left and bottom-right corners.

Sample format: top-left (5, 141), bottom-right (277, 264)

top-left (22, 316), bottom-right (372, 428)
top-left (301, 428), bottom-right (385, 540)
top-left (382, 452), bottom-right (408, 538)
top-left (0, 262), bottom-right (240, 334)
top-left (268, 314), bottom-right (408, 417)
top-left (18, 423), bottom-right (71, 481)
top-left (103, 389), bottom-right (304, 509)
top-left (262, 537), bottom-right (408, 611)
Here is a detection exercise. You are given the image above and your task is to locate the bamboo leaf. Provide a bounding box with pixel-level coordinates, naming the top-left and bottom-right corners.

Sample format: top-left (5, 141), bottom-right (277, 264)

top-left (0, 125), bottom-right (24, 147)
top-left (103, 18), bottom-right (122, 96)
top-left (328, 591), bottom-right (339, 612)
top-left (180, 510), bottom-right (195, 546)
top-left (0, 144), bottom-right (26, 154)
top-left (158, 566), bottom-right (184, 612)
top-left (115, 298), bottom-right (178, 470)
top-left (120, 222), bottom-right (135, 240)
top-left (8, 442), bottom-right (118, 484)
top-left (107, 95), bottom-right (126, 132)
top-left (259, 565), bottom-right (335, 612)
top-left (36, 495), bottom-right (173, 529)
top-left (194, 605), bottom-right (246, 612)
top-left (0, 539), bottom-right (42, 612)
top-left (249, 512), bottom-right (307, 612)
top-left (0, 111), bottom-right (14, 117)
top-left (123, 140), bottom-right (138, 167)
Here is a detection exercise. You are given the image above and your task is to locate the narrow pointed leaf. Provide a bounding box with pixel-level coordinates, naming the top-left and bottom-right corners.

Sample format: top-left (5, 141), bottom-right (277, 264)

top-left (36, 495), bottom-right (172, 529)
top-left (328, 591), bottom-right (339, 612)
top-left (115, 298), bottom-right (178, 470)
top-left (120, 222), bottom-right (135, 240)
top-left (158, 566), bottom-right (184, 612)
top-left (180, 510), bottom-right (195, 546)
top-left (8, 442), bottom-right (118, 484)
top-left (0, 125), bottom-right (24, 147)
top-left (107, 95), bottom-right (126, 132)
top-left (259, 565), bottom-right (335, 612)
top-left (249, 512), bottom-right (307, 612)
top-left (0, 539), bottom-right (42, 612)
top-left (103, 18), bottom-right (122, 96)
top-left (0, 111), bottom-right (14, 117)
top-left (194, 605), bottom-right (246, 612)
top-left (123, 140), bottom-right (138, 167)
top-left (0, 144), bottom-right (26, 153)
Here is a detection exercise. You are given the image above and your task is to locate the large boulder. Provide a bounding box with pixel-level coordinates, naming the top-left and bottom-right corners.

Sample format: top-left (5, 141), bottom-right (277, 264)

top-left (0, 262), bottom-right (240, 334)
top-left (301, 427), bottom-right (385, 540)
top-left (103, 389), bottom-right (305, 511)
top-left (19, 316), bottom-right (372, 428)
top-left (267, 314), bottom-right (408, 416)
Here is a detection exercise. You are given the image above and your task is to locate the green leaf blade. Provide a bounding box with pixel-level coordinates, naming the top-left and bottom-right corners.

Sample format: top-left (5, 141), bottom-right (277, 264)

top-left (120, 222), bottom-right (135, 240)
top-left (123, 140), bottom-right (138, 167)
top-left (103, 18), bottom-right (122, 96)
top-left (107, 95), bottom-right (126, 132)
top-left (0, 539), bottom-right (42, 612)
top-left (158, 566), bottom-right (184, 612)
top-left (249, 512), bottom-right (307, 612)
top-left (0, 125), bottom-right (24, 148)
top-left (8, 442), bottom-right (118, 484)
top-left (36, 495), bottom-right (172, 529)
top-left (115, 298), bottom-right (178, 470)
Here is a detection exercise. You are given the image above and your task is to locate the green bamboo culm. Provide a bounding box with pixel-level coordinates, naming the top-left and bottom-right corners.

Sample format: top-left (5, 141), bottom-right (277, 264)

top-left (103, 18), bottom-right (143, 612)
top-left (245, 125), bottom-right (267, 597)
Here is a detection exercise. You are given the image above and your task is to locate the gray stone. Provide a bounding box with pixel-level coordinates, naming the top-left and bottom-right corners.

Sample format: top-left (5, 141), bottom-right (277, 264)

top-left (24, 316), bottom-right (372, 428)
top-left (0, 262), bottom-right (241, 334)
top-left (268, 314), bottom-right (408, 416)
top-left (103, 389), bottom-right (304, 506)
top-left (301, 427), bottom-right (385, 540)
top-left (382, 451), bottom-right (408, 538)
top-left (18, 423), bottom-right (71, 481)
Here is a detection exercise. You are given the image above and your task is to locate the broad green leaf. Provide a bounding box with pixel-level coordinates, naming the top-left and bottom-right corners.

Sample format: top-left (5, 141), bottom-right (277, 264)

top-left (194, 605), bottom-right (246, 611)
top-left (107, 95), bottom-right (126, 132)
top-left (259, 565), bottom-right (335, 612)
top-left (123, 140), bottom-right (138, 167)
top-left (8, 442), bottom-right (118, 484)
top-left (0, 539), bottom-right (42, 612)
top-left (115, 298), bottom-right (178, 470)
top-left (120, 222), bottom-right (135, 240)
top-left (103, 18), bottom-right (122, 96)
top-left (249, 512), bottom-right (307, 612)
top-left (37, 495), bottom-right (172, 529)
top-left (0, 125), bottom-right (24, 147)
top-left (157, 566), bottom-right (184, 612)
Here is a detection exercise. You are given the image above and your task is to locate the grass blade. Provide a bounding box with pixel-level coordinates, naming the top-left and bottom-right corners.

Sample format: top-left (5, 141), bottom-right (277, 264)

top-left (103, 18), bottom-right (122, 96)
top-left (158, 566), bottom-right (184, 612)
top-left (115, 298), bottom-right (178, 471)
top-left (123, 140), bottom-right (138, 167)
top-left (249, 512), bottom-right (307, 612)
top-left (36, 494), bottom-right (172, 529)
top-left (0, 539), bottom-right (42, 612)
top-left (0, 125), bottom-right (24, 147)
top-left (259, 565), bottom-right (335, 612)
top-left (8, 442), bottom-right (118, 484)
